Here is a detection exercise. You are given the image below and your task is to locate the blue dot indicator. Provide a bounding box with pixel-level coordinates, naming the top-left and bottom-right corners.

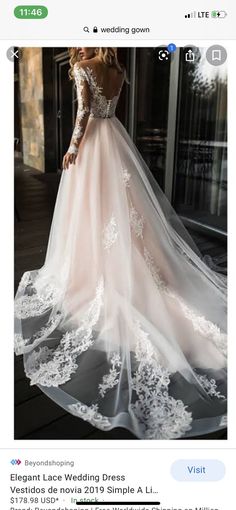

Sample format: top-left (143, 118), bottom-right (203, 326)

top-left (168, 43), bottom-right (177, 52)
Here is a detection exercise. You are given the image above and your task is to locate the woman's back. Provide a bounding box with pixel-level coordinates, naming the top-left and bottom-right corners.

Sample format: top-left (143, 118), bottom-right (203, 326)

top-left (74, 57), bottom-right (125, 118)
top-left (80, 57), bottom-right (125, 97)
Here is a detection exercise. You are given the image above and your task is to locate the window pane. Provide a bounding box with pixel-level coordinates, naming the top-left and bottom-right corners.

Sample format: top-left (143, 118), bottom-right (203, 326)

top-left (173, 47), bottom-right (227, 233)
top-left (134, 48), bottom-right (171, 190)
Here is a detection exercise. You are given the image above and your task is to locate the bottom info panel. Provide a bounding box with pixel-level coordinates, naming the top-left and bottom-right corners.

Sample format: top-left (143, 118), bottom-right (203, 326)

top-left (2, 448), bottom-right (234, 510)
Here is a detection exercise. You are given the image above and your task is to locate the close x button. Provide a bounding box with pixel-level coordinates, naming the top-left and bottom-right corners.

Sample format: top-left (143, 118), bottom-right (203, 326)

top-left (6, 46), bottom-right (22, 61)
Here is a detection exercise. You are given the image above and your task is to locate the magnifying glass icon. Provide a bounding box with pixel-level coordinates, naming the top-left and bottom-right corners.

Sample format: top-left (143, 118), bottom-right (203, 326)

top-left (83, 26), bottom-right (89, 33)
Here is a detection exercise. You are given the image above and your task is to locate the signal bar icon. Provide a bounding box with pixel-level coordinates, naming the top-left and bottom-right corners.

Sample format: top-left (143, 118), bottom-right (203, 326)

top-left (185, 12), bottom-right (197, 18)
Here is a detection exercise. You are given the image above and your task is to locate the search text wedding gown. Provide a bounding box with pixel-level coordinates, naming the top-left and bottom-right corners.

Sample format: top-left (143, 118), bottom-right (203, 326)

top-left (14, 61), bottom-right (227, 439)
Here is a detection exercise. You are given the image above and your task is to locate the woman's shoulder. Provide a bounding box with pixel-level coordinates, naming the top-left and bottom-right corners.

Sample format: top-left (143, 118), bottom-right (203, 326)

top-left (74, 59), bottom-right (91, 69)
top-left (73, 60), bottom-right (91, 81)
top-left (74, 59), bottom-right (98, 76)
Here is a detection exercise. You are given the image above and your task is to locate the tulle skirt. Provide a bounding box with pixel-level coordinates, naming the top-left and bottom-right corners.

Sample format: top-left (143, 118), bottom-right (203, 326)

top-left (14, 116), bottom-right (227, 439)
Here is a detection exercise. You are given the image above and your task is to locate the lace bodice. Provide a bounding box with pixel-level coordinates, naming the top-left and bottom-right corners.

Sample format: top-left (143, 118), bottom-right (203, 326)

top-left (68, 63), bottom-right (124, 154)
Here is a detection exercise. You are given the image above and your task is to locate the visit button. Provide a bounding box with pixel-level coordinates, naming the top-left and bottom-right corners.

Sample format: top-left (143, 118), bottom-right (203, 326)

top-left (171, 460), bottom-right (225, 481)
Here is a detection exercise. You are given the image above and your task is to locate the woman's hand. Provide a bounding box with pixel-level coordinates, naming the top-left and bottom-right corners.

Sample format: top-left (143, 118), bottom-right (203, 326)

top-left (62, 151), bottom-right (77, 170)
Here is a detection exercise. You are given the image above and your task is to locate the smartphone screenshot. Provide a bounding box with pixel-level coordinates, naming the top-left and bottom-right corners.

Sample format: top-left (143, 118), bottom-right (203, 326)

top-left (0, 1), bottom-right (235, 509)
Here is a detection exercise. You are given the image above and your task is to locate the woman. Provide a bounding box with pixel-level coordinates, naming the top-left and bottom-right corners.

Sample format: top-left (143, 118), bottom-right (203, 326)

top-left (15, 47), bottom-right (227, 439)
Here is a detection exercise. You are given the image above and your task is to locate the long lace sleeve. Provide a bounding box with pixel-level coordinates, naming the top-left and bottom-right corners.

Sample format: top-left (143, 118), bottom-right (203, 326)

top-left (68, 64), bottom-right (91, 154)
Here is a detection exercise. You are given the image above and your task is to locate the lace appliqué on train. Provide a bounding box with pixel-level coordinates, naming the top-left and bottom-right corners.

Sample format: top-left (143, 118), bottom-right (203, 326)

top-left (130, 205), bottom-right (144, 239)
top-left (144, 248), bottom-right (165, 290)
top-left (220, 415), bottom-right (227, 427)
top-left (122, 168), bottom-right (131, 187)
top-left (143, 246), bottom-right (227, 358)
top-left (68, 402), bottom-right (111, 429)
top-left (195, 374), bottom-right (226, 400)
top-left (14, 311), bottom-right (62, 355)
top-left (131, 320), bottom-right (193, 439)
top-left (103, 214), bottom-right (118, 251)
top-left (179, 301), bottom-right (227, 358)
top-left (99, 353), bottom-right (122, 397)
top-left (18, 271), bottom-right (32, 292)
top-left (15, 276), bottom-right (62, 319)
top-left (24, 277), bottom-right (104, 387)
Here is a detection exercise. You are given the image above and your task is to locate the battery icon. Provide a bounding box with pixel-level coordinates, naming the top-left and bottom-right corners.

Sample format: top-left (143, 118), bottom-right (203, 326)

top-left (211, 10), bottom-right (227, 18)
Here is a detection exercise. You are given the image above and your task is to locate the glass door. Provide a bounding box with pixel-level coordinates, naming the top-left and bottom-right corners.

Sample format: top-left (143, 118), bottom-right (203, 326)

top-left (132, 47), bottom-right (171, 190)
top-left (131, 46), bottom-right (227, 238)
top-left (173, 47), bottom-right (227, 236)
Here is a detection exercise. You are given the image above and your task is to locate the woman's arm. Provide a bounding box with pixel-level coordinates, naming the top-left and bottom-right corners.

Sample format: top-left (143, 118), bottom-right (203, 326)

top-left (63, 63), bottom-right (90, 169)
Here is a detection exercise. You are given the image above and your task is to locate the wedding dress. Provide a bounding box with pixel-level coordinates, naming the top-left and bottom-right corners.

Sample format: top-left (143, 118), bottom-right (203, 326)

top-left (14, 60), bottom-right (227, 439)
